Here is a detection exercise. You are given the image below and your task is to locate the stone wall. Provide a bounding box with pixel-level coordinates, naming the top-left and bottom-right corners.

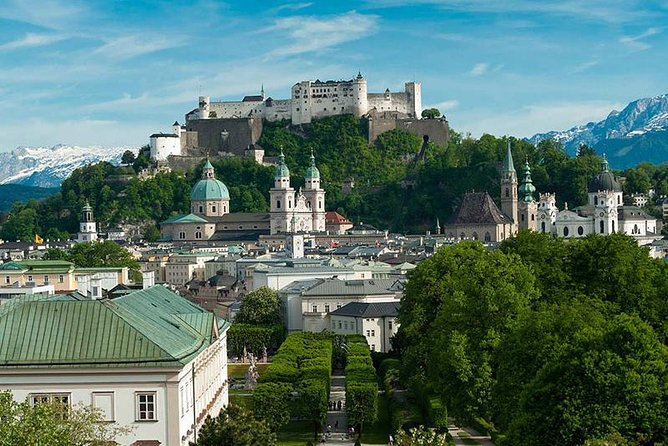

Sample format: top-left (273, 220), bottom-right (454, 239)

top-left (368, 111), bottom-right (449, 146)
top-left (185, 118), bottom-right (263, 156)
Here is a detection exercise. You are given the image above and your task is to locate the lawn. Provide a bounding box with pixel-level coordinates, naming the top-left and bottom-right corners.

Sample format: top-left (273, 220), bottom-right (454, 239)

top-left (228, 362), bottom-right (270, 379)
top-left (360, 392), bottom-right (391, 444)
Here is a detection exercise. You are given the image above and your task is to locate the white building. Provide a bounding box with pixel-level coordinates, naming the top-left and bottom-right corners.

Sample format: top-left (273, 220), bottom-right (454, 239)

top-left (329, 301), bottom-right (400, 353)
top-left (165, 252), bottom-right (218, 286)
top-left (0, 286), bottom-right (229, 446)
top-left (77, 202), bottom-right (98, 243)
top-left (149, 122), bottom-right (186, 161)
top-left (279, 277), bottom-right (403, 332)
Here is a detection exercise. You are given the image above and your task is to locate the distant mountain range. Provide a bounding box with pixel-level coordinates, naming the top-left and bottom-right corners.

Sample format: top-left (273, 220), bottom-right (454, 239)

top-left (0, 145), bottom-right (137, 188)
top-left (528, 93), bottom-right (668, 169)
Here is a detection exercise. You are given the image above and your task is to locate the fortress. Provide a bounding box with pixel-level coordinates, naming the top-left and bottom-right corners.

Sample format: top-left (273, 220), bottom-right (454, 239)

top-left (150, 73), bottom-right (448, 161)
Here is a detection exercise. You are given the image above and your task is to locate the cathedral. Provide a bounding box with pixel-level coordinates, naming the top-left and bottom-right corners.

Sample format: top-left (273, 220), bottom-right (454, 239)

top-left (160, 153), bottom-right (325, 242)
top-left (442, 142), bottom-right (659, 245)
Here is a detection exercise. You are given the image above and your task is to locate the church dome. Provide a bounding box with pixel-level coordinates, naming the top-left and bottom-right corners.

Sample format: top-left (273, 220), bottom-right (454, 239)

top-left (305, 150), bottom-right (320, 178)
top-left (191, 160), bottom-right (230, 201)
top-left (588, 157), bottom-right (621, 193)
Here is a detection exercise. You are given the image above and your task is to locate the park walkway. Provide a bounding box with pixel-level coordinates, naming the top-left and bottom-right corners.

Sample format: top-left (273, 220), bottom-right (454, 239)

top-left (323, 370), bottom-right (350, 444)
top-left (448, 422), bottom-right (495, 446)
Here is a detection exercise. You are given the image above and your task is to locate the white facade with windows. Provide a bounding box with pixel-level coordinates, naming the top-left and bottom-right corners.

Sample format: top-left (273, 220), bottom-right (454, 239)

top-left (329, 301), bottom-right (400, 353)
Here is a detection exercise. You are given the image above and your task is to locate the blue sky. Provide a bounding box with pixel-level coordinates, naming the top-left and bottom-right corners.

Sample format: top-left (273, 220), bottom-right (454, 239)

top-left (0, 0), bottom-right (667, 150)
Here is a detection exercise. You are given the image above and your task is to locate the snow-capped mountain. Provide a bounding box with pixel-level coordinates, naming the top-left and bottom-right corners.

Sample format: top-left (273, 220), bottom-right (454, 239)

top-left (528, 94), bottom-right (668, 168)
top-left (0, 145), bottom-right (138, 188)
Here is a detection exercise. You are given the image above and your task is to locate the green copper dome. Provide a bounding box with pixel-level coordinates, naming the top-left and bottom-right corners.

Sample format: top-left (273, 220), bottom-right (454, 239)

top-left (275, 149), bottom-right (290, 178)
top-left (518, 158), bottom-right (536, 202)
top-left (191, 160), bottom-right (230, 201)
top-left (305, 150), bottom-right (320, 178)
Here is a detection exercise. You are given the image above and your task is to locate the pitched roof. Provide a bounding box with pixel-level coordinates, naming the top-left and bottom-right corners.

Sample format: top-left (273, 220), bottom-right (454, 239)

top-left (160, 213), bottom-right (209, 225)
top-left (329, 301), bottom-right (400, 318)
top-left (326, 211), bottom-right (351, 224)
top-left (448, 192), bottom-right (512, 225)
top-left (301, 278), bottom-right (399, 297)
top-left (0, 285), bottom-right (229, 369)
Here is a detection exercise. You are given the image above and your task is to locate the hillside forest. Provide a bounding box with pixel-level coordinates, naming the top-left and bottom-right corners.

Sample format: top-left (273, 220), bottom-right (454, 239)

top-left (1, 115), bottom-right (667, 241)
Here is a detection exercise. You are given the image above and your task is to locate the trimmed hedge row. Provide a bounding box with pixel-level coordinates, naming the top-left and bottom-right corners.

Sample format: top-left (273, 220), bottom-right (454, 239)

top-left (227, 323), bottom-right (285, 357)
top-left (345, 335), bottom-right (378, 433)
top-left (254, 332), bottom-right (332, 433)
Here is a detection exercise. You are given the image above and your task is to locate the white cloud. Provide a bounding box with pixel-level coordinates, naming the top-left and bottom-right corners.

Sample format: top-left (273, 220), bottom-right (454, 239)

top-left (470, 63), bottom-right (488, 76)
top-left (619, 27), bottom-right (661, 50)
top-left (426, 99), bottom-right (459, 111)
top-left (571, 60), bottom-right (599, 73)
top-left (0, 33), bottom-right (68, 51)
top-left (266, 11), bottom-right (379, 57)
top-left (0, 0), bottom-right (85, 30)
top-left (273, 2), bottom-right (313, 12)
top-left (455, 100), bottom-right (624, 138)
top-left (93, 35), bottom-right (186, 60)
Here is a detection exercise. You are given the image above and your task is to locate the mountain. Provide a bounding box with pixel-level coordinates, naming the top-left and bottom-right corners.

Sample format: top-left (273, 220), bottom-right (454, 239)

top-left (528, 94), bottom-right (668, 168)
top-left (0, 145), bottom-right (138, 188)
top-left (0, 184), bottom-right (59, 212)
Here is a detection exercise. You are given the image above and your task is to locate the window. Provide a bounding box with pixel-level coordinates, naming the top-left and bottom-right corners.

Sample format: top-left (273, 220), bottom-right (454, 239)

top-left (195, 231), bottom-right (202, 239)
top-left (43, 275), bottom-right (49, 284)
top-left (31, 393), bottom-right (70, 418)
top-left (179, 232), bottom-right (186, 240)
top-left (612, 220), bottom-right (615, 233)
top-left (371, 344), bottom-right (376, 351)
top-left (338, 321), bottom-right (342, 329)
top-left (563, 227), bottom-right (569, 237)
top-left (136, 392), bottom-right (157, 421)
top-left (505, 188), bottom-right (509, 197)
top-left (578, 226), bottom-right (584, 236)
top-left (541, 222), bottom-right (546, 232)
top-left (28, 275), bottom-right (33, 282)
top-left (388, 321), bottom-right (393, 330)
top-left (336, 304), bottom-right (341, 309)
top-left (276, 200), bottom-right (281, 209)
top-left (531, 214), bottom-right (535, 221)
top-left (59, 274), bottom-right (64, 283)
top-left (312, 305), bottom-right (318, 313)
top-left (92, 392), bottom-right (114, 422)
top-left (594, 196), bottom-right (598, 205)
top-left (324, 304), bottom-right (330, 313)
top-left (371, 330), bottom-right (375, 337)
top-left (212, 206), bottom-right (217, 213)
top-left (366, 330), bottom-right (370, 337)
top-left (344, 321), bottom-right (348, 330)
top-left (198, 205), bottom-right (203, 213)
top-left (600, 221), bottom-right (604, 234)
top-left (4, 276), bottom-right (9, 284)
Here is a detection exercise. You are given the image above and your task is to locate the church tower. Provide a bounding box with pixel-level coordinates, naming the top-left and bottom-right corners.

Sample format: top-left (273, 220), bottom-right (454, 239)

top-left (303, 149), bottom-right (326, 232)
top-left (500, 141), bottom-right (518, 228)
top-left (270, 150), bottom-right (295, 235)
top-left (77, 202), bottom-right (98, 242)
top-left (518, 158), bottom-right (538, 231)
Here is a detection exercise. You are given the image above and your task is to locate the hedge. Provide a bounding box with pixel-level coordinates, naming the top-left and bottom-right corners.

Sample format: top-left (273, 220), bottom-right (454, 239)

top-left (345, 335), bottom-right (378, 433)
top-left (227, 323), bottom-right (285, 357)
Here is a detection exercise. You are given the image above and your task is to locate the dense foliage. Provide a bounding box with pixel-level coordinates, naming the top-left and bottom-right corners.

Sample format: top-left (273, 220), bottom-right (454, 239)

top-left (234, 287), bottom-right (282, 325)
top-left (0, 391), bottom-right (132, 445)
top-left (344, 335), bottom-right (378, 435)
top-left (254, 332), bottom-right (332, 436)
top-left (227, 323), bottom-right (285, 357)
top-left (397, 233), bottom-right (668, 445)
top-left (193, 404), bottom-right (276, 446)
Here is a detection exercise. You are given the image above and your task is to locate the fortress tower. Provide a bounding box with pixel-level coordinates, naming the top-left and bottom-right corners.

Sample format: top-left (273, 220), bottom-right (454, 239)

top-left (351, 72), bottom-right (368, 117)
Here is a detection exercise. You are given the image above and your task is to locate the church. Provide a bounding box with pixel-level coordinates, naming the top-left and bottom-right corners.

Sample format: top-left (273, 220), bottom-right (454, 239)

top-left (442, 142), bottom-right (659, 245)
top-left (159, 152), bottom-right (326, 242)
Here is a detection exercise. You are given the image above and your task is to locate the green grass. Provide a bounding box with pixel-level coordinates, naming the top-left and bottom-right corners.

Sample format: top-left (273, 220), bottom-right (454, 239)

top-left (277, 420), bottom-right (318, 446)
top-left (229, 393), bottom-right (253, 410)
top-left (228, 363), bottom-right (270, 379)
top-left (361, 393), bottom-right (392, 444)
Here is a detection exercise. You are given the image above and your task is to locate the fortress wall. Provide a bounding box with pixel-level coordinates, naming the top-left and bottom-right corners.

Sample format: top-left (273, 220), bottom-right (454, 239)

top-left (185, 118), bottom-right (263, 156)
top-left (210, 101), bottom-right (262, 119)
top-left (264, 100), bottom-right (292, 121)
top-left (368, 113), bottom-right (449, 146)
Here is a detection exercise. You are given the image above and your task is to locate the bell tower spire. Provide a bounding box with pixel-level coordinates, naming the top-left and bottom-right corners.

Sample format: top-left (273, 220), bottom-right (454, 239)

top-left (500, 140), bottom-right (518, 228)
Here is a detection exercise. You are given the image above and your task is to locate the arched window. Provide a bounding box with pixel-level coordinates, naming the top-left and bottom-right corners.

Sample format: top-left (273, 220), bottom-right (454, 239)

top-left (521, 214), bottom-right (525, 222)
top-left (484, 232), bottom-right (491, 242)
top-left (195, 231), bottom-right (202, 239)
top-left (212, 206), bottom-right (216, 213)
top-left (198, 205), bottom-right (203, 213)
top-left (563, 226), bottom-right (569, 237)
top-left (618, 195), bottom-right (621, 204)
top-left (541, 222), bottom-right (546, 232)
top-left (612, 220), bottom-right (615, 233)
top-left (472, 232), bottom-right (479, 240)
top-left (578, 226), bottom-right (584, 236)
top-left (600, 221), bottom-right (604, 233)
top-left (460, 232), bottom-right (466, 239)
top-left (505, 188), bottom-right (509, 197)
top-left (634, 223), bottom-right (639, 234)
top-left (594, 196), bottom-right (598, 205)
top-left (276, 200), bottom-right (281, 209)
top-left (531, 214), bottom-right (535, 221)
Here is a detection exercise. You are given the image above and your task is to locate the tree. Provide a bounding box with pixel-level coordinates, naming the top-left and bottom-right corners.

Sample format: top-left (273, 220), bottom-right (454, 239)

top-left (235, 287), bottom-right (282, 325)
top-left (121, 150), bottom-right (136, 165)
top-left (0, 391), bottom-right (132, 445)
top-left (398, 242), bottom-right (538, 422)
top-left (421, 108), bottom-right (441, 119)
top-left (193, 404), bottom-right (276, 446)
top-left (42, 248), bottom-right (69, 261)
top-left (66, 240), bottom-right (139, 269)
top-left (252, 382), bottom-right (292, 432)
top-left (503, 315), bottom-right (668, 446)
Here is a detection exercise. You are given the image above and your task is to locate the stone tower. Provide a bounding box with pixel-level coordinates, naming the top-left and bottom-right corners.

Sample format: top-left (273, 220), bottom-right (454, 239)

top-left (77, 202), bottom-right (98, 242)
top-left (351, 72), bottom-right (368, 117)
top-left (302, 149), bottom-right (326, 233)
top-left (270, 150), bottom-right (294, 234)
top-left (518, 158), bottom-right (538, 231)
top-left (500, 141), bottom-right (518, 229)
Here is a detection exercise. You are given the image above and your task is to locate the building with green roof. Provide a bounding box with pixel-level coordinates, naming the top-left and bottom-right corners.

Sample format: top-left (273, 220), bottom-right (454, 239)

top-left (0, 285), bottom-right (230, 446)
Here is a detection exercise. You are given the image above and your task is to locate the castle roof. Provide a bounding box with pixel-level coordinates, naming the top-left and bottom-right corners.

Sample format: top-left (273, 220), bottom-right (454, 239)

top-left (448, 192), bottom-right (512, 225)
top-left (242, 95), bottom-right (264, 102)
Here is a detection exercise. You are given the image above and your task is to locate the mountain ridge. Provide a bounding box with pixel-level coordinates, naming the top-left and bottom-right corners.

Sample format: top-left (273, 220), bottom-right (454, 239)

top-left (528, 93), bottom-right (668, 168)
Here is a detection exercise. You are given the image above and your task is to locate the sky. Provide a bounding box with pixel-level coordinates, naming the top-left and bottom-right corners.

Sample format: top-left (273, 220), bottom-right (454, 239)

top-left (0, 0), bottom-right (667, 151)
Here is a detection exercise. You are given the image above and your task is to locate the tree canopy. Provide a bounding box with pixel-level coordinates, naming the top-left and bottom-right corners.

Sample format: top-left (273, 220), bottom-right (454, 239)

top-left (193, 404), bottom-right (276, 446)
top-left (234, 287), bottom-right (282, 325)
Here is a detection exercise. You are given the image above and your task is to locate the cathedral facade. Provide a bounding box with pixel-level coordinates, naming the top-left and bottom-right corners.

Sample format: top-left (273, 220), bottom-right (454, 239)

top-left (160, 155), bottom-right (325, 242)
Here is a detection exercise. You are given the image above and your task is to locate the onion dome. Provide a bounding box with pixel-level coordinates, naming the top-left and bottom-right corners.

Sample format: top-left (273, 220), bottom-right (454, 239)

top-left (588, 155), bottom-right (622, 192)
top-left (305, 149), bottom-right (320, 178)
top-left (275, 149), bottom-right (290, 178)
top-left (191, 160), bottom-right (230, 201)
top-left (518, 158), bottom-right (536, 202)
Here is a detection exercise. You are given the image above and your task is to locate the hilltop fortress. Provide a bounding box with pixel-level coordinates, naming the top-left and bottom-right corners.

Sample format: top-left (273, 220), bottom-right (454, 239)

top-left (149, 72), bottom-right (449, 162)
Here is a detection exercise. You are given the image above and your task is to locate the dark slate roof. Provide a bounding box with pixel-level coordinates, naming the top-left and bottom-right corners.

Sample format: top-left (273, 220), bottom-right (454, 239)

top-left (150, 132), bottom-right (179, 138)
top-left (448, 192), bottom-right (511, 225)
top-left (242, 95), bottom-right (264, 102)
top-left (619, 206), bottom-right (653, 220)
top-left (208, 212), bottom-right (271, 224)
top-left (209, 230), bottom-right (270, 241)
top-left (329, 301), bottom-right (400, 318)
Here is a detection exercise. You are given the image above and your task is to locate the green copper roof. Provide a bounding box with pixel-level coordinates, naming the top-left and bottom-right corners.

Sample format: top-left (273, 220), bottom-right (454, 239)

top-left (519, 159), bottom-right (536, 202)
top-left (503, 141), bottom-right (516, 173)
top-left (275, 149), bottom-right (290, 178)
top-left (305, 151), bottom-right (320, 178)
top-left (203, 159), bottom-right (214, 170)
top-left (0, 285), bottom-right (230, 369)
top-left (161, 213), bottom-right (209, 225)
top-left (0, 261), bottom-right (26, 271)
top-left (191, 178), bottom-right (230, 201)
